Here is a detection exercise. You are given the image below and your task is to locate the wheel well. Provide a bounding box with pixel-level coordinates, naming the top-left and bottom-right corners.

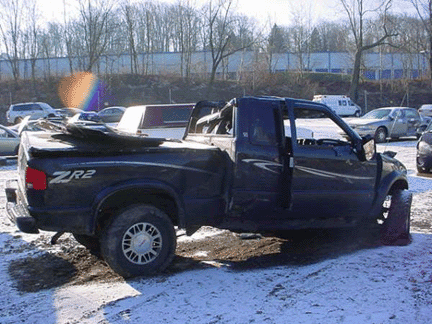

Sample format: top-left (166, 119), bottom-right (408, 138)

top-left (388, 179), bottom-right (408, 195)
top-left (376, 126), bottom-right (387, 133)
top-left (95, 189), bottom-right (179, 235)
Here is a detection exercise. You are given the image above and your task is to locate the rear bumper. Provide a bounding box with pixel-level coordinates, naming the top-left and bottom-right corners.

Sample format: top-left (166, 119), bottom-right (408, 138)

top-left (6, 180), bottom-right (39, 233)
top-left (5, 179), bottom-right (94, 234)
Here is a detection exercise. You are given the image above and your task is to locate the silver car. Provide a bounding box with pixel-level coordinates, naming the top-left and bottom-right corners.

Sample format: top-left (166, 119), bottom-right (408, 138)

top-left (347, 107), bottom-right (424, 143)
top-left (0, 125), bottom-right (20, 155)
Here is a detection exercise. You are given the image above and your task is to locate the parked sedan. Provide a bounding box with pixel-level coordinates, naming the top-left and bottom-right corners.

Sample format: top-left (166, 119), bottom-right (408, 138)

top-left (69, 111), bottom-right (101, 123)
top-left (55, 107), bottom-right (82, 118)
top-left (417, 120), bottom-right (432, 173)
top-left (347, 107), bottom-right (424, 143)
top-left (98, 106), bottom-right (126, 123)
top-left (0, 125), bottom-right (20, 155)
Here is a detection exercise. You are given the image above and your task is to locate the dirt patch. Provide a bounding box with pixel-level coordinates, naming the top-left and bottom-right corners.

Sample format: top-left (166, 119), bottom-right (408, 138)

top-left (7, 227), bottom-right (386, 293)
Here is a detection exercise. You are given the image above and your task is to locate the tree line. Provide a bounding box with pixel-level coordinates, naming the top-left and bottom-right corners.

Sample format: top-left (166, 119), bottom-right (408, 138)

top-left (0, 0), bottom-right (431, 100)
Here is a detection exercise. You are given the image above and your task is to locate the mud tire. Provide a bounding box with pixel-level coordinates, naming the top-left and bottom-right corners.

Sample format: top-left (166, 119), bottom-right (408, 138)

top-left (381, 190), bottom-right (412, 246)
top-left (100, 204), bottom-right (176, 278)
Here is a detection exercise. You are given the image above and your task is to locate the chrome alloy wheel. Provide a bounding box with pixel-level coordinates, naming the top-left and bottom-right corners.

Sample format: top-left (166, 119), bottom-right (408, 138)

top-left (122, 222), bottom-right (162, 264)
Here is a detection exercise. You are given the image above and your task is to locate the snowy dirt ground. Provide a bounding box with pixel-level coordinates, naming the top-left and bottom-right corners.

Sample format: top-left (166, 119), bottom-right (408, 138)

top-left (0, 139), bottom-right (431, 324)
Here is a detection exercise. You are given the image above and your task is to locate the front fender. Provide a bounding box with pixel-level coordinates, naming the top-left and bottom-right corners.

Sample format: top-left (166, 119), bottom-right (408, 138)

top-left (369, 154), bottom-right (408, 218)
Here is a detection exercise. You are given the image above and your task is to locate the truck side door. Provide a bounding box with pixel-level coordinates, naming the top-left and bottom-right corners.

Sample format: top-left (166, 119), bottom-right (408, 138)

top-left (229, 98), bottom-right (291, 220)
top-left (289, 101), bottom-right (378, 220)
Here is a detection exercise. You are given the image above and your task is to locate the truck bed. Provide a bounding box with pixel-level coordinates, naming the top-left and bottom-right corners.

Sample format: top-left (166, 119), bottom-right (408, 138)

top-left (21, 123), bottom-right (215, 158)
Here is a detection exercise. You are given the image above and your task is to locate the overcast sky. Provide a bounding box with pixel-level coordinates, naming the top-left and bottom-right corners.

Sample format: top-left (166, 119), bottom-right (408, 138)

top-left (37, 0), bottom-right (418, 28)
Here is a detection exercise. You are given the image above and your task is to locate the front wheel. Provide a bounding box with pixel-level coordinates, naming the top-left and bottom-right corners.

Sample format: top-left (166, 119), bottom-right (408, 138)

top-left (381, 190), bottom-right (412, 246)
top-left (374, 127), bottom-right (388, 143)
top-left (100, 204), bottom-right (176, 278)
top-left (417, 164), bottom-right (430, 174)
top-left (417, 157), bottom-right (430, 174)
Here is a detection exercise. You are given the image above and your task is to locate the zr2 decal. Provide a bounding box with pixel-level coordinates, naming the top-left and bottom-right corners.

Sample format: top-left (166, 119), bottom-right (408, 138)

top-left (49, 170), bottom-right (96, 184)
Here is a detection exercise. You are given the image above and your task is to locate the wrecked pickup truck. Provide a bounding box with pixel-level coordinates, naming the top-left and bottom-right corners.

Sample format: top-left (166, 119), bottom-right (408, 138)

top-left (6, 96), bottom-right (412, 277)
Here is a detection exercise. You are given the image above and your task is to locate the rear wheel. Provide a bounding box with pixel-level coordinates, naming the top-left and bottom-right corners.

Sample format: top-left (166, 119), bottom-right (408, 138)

top-left (100, 204), bottom-right (176, 278)
top-left (380, 190), bottom-right (412, 246)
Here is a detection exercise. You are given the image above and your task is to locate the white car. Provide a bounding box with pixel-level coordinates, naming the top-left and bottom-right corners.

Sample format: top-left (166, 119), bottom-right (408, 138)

top-left (419, 104), bottom-right (432, 126)
top-left (6, 102), bottom-right (59, 124)
top-left (116, 103), bottom-right (194, 139)
top-left (419, 104), bottom-right (432, 117)
top-left (312, 95), bottom-right (361, 117)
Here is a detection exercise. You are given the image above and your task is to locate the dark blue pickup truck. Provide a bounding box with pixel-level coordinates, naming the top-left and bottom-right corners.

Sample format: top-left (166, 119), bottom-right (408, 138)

top-left (6, 96), bottom-right (412, 277)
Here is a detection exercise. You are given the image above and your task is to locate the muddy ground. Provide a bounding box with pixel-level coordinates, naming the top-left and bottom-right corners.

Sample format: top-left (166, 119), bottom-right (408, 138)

top-left (3, 141), bottom-right (432, 293)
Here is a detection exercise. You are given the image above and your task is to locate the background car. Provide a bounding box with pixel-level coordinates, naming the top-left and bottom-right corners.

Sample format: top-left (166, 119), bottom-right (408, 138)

top-left (69, 111), bottom-right (101, 123)
top-left (6, 102), bottom-right (59, 124)
top-left (419, 104), bottom-right (432, 117)
top-left (418, 104), bottom-right (432, 128)
top-left (416, 121), bottom-right (432, 173)
top-left (98, 106), bottom-right (126, 123)
top-left (55, 107), bottom-right (82, 118)
top-left (0, 125), bottom-right (20, 155)
top-left (347, 107), bottom-right (424, 143)
top-left (312, 95), bottom-right (361, 116)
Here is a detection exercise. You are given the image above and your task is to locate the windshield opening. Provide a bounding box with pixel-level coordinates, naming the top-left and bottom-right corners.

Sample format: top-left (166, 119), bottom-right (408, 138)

top-left (362, 109), bottom-right (391, 119)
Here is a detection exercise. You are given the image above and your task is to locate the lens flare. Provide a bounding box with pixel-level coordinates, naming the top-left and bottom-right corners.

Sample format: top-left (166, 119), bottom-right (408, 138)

top-left (58, 72), bottom-right (110, 111)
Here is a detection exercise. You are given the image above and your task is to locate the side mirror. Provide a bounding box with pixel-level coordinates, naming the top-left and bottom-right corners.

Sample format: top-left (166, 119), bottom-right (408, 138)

top-left (362, 135), bottom-right (376, 161)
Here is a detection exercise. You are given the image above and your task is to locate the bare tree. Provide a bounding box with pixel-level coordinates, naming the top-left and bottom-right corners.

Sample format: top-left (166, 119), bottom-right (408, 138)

top-left (319, 22), bottom-right (350, 52)
top-left (203, 0), bottom-right (257, 85)
top-left (121, 0), bottom-right (138, 74)
top-left (289, 4), bottom-right (314, 74)
top-left (266, 23), bottom-right (286, 73)
top-left (340, 0), bottom-right (398, 102)
top-left (77, 0), bottom-right (116, 71)
top-left (408, 0), bottom-right (432, 80)
top-left (23, 0), bottom-right (41, 91)
top-left (172, 0), bottom-right (201, 79)
top-left (0, 0), bottom-right (34, 83)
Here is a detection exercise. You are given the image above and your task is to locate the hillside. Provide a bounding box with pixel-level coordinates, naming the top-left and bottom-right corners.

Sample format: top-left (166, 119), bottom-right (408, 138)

top-left (1, 73), bottom-right (431, 125)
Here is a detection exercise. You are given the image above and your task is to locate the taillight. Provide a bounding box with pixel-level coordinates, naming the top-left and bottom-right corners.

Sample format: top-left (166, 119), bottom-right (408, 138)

top-left (26, 167), bottom-right (47, 190)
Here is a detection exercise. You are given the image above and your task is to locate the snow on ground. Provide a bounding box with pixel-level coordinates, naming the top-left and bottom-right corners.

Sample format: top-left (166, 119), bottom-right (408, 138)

top-left (0, 139), bottom-right (431, 324)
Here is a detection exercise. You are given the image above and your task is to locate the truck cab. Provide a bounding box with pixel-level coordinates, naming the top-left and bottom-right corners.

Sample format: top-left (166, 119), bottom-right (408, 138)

top-left (185, 97), bottom-right (380, 232)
